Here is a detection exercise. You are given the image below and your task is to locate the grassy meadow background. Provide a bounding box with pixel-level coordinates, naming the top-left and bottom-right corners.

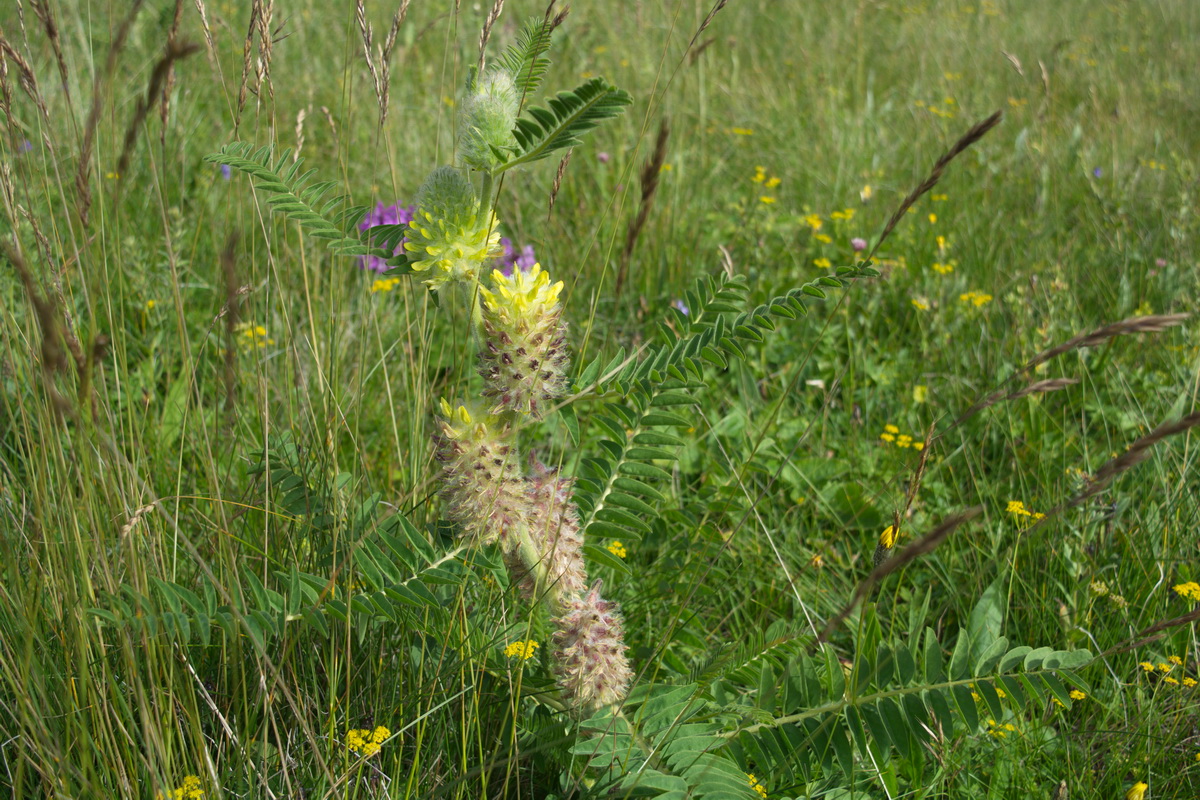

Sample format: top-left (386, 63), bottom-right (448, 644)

top-left (1, 0), bottom-right (1198, 797)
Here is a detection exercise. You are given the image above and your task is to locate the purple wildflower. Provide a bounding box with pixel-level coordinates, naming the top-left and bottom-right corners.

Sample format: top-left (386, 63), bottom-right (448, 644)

top-left (494, 237), bottom-right (538, 276)
top-left (18, 139), bottom-right (33, 154)
top-left (1155, 258), bottom-right (1167, 268)
top-left (359, 202), bottom-right (416, 273)
top-left (851, 237), bottom-right (867, 252)
top-left (220, 163), bottom-right (232, 180)
top-left (597, 151), bottom-right (611, 164)
top-left (1092, 167), bottom-right (1102, 178)
top-left (672, 299), bottom-right (689, 316)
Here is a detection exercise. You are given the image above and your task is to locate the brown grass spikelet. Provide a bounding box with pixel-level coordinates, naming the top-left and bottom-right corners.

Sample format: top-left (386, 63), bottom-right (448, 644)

top-left (477, 0), bottom-right (505, 72)
top-left (76, 0), bottom-right (146, 226)
top-left (546, 148), bottom-right (572, 221)
top-left (867, 110), bottom-right (1003, 260)
top-left (616, 117), bottom-right (669, 298)
top-left (1004, 377), bottom-right (1080, 400)
top-left (116, 39), bottom-right (201, 181)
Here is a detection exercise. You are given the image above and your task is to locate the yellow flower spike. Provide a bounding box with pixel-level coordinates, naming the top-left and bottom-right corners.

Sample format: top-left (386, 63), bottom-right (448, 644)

top-left (879, 525), bottom-right (897, 549)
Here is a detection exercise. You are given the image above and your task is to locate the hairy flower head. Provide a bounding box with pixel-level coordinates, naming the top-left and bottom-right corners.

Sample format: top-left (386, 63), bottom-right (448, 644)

top-left (478, 264), bottom-right (570, 418)
top-left (434, 399), bottom-right (530, 550)
top-left (551, 580), bottom-right (633, 712)
top-left (506, 459), bottom-right (587, 608)
top-left (404, 166), bottom-right (501, 291)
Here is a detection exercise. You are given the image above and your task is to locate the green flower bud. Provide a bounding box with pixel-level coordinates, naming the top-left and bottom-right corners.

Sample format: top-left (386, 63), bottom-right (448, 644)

top-left (404, 167), bottom-right (501, 292)
top-left (458, 70), bottom-right (519, 172)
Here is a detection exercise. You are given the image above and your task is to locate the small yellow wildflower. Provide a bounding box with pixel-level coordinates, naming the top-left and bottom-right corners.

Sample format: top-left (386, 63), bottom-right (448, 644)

top-left (880, 432), bottom-right (896, 443)
top-left (730, 127), bottom-right (754, 136)
top-left (371, 277), bottom-right (401, 293)
top-left (346, 725), bottom-right (391, 757)
top-left (959, 290), bottom-right (993, 307)
top-left (765, 176), bottom-right (781, 189)
top-left (809, 553), bottom-right (825, 568)
top-left (860, 184), bottom-right (873, 202)
top-left (814, 233), bottom-right (832, 244)
top-left (145, 299), bottom-right (157, 311)
top-left (752, 166), bottom-right (766, 183)
top-left (896, 434), bottom-right (913, 448)
top-left (911, 297), bottom-right (930, 311)
top-left (1183, 677), bottom-right (1197, 688)
top-left (985, 718), bottom-right (1017, 738)
top-left (912, 441), bottom-right (924, 451)
top-left (932, 260), bottom-right (955, 275)
top-left (879, 525), bottom-right (897, 549)
top-left (504, 640), bottom-right (540, 660)
top-left (813, 257), bottom-right (831, 269)
top-left (235, 321), bottom-right (275, 349)
top-left (1157, 663), bottom-right (1173, 673)
top-left (659, 163), bottom-right (672, 172)
top-left (830, 208), bottom-right (856, 221)
top-left (884, 424), bottom-right (900, 434)
top-left (159, 775), bottom-right (205, 800)
top-left (913, 385), bottom-right (928, 403)
top-left (759, 196), bottom-right (776, 205)
top-left (1172, 582), bottom-right (1200, 602)
top-left (928, 213), bottom-right (937, 224)
top-left (607, 541), bottom-right (627, 559)
top-left (995, 687), bottom-right (1007, 699)
top-left (1139, 661), bottom-right (1155, 672)
top-left (1164, 676), bottom-right (1180, 685)
top-left (1125, 782), bottom-right (1147, 800)
top-left (804, 213), bottom-right (823, 231)
top-left (1068, 689), bottom-right (1086, 701)
top-left (931, 193), bottom-right (948, 202)
top-left (1168, 655), bottom-right (1183, 666)
top-left (936, 234), bottom-right (948, 252)
top-left (747, 773), bottom-right (768, 798)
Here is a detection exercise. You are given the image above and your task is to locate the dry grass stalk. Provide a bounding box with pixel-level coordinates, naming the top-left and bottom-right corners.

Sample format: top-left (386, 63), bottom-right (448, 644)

top-left (1004, 377), bottom-right (1080, 400)
top-left (615, 117), bottom-right (669, 298)
top-left (220, 234), bottom-right (242, 414)
top-left (160, 0), bottom-right (186, 148)
top-left (0, 29), bottom-right (49, 120)
top-left (192, 0), bottom-right (217, 62)
top-left (75, 0), bottom-right (145, 226)
top-left (477, 0), bottom-right (505, 72)
top-left (116, 39), bottom-right (201, 180)
top-left (119, 505), bottom-right (157, 539)
top-left (687, 0), bottom-right (729, 51)
top-left (546, 148), bottom-right (572, 221)
top-left (999, 411), bottom-right (1200, 547)
top-left (1098, 606), bottom-right (1200, 661)
top-left (236, 0), bottom-right (277, 134)
top-left (379, 1), bottom-right (411, 125)
top-left (31, 0), bottom-right (71, 109)
top-left (688, 37), bottom-right (717, 64)
top-left (294, 107), bottom-right (307, 162)
top-left (952, 314), bottom-right (1188, 429)
top-left (1, 237), bottom-right (72, 416)
top-left (0, 46), bottom-right (13, 119)
top-left (813, 507), bottom-right (983, 648)
top-left (357, 0), bottom-right (411, 126)
top-left (1073, 411), bottom-right (1200, 505)
top-left (867, 110), bottom-right (1003, 260)
top-left (15, 203), bottom-right (85, 372)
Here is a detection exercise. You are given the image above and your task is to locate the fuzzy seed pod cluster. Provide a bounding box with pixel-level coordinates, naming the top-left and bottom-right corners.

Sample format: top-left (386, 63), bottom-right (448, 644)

top-left (403, 166), bottom-right (501, 292)
top-left (505, 459), bottom-right (587, 607)
top-left (478, 264), bottom-right (571, 418)
top-left (551, 581), bottom-right (634, 711)
top-left (434, 400), bottom-right (530, 551)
